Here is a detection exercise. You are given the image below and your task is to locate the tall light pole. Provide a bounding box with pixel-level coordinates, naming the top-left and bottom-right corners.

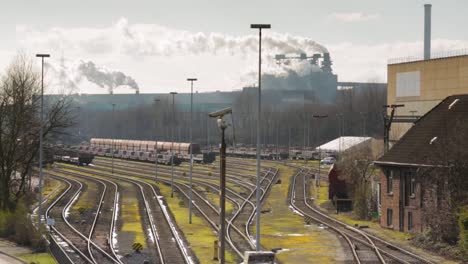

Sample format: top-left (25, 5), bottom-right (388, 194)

top-left (36, 53), bottom-right (50, 226)
top-left (112, 103), bottom-right (115, 175)
top-left (187, 78), bottom-right (197, 224)
top-left (251, 23), bottom-right (270, 252)
top-left (154, 98), bottom-right (160, 184)
top-left (313, 114), bottom-right (328, 188)
top-left (170, 92), bottom-right (178, 198)
top-left (360, 112), bottom-right (367, 136)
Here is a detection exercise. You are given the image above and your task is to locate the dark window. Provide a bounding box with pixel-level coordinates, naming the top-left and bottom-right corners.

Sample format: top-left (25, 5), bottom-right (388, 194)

top-left (387, 209), bottom-right (393, 226)
top-left (387, 170), bottom-right (393, 193)
top-left (408, 212), bottom-right (413, 230)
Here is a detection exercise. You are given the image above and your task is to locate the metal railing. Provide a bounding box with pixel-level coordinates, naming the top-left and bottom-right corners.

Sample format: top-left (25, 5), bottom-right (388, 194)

top-left (388, 48), bottom-right (468, 65)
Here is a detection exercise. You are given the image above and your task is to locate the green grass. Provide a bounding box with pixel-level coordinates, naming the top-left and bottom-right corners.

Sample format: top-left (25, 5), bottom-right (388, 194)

top-left (156, 182), bottom-right (237, 264)
top-left (16, 253), bottom-right (57, 264)
top-left (252, 164), bottom-right (344, 263)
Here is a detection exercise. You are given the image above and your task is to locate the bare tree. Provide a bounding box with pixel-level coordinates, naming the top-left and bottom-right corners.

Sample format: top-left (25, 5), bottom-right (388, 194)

top-left (0, 53), bottom-right (74, 210)
top-left (337, 141), bottom-right (382, 219)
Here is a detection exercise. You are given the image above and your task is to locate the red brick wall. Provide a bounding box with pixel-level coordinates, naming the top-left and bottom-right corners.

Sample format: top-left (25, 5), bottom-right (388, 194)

top-left (379, 167), bottom-right (423, 233)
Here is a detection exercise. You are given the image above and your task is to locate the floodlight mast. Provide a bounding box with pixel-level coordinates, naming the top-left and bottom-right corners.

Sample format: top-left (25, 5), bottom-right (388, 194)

top-left (187, 78), bottom-right (197, 224)
top-left (36, 53), bottom-right (50, 227)
top-left (170, 92), bottom-right (178, 197)
top-left (250, 22), bottom-right (270, 252)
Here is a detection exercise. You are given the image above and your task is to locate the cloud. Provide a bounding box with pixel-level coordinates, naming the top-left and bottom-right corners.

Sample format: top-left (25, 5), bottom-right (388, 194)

top-left (327, 38), bottom-right (468, 82)
top-left (328, 12), bottom-right (380, 22)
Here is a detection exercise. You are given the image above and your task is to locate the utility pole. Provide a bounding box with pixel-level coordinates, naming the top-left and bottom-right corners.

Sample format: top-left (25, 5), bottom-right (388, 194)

top-left (251, 23), bottom-right (270, 251)
top-left (360, 112), bottom-right (367, 136)
top-left (36, 53), bottom-right (50, 226)
top-left (209, 107), bottom-right (232, 264)
top-left (170, 92), bottom-right (178, 197)
top-left (313, 115), bottom-right (328, 188)
top-left (154, 98), bottom-right (160, 183)
top-left (112, 103), bottom-right (115, 175)
top-left (187, 78), bottom-right (197, 224)
top-left (383, 104), bottom-right (404, 152)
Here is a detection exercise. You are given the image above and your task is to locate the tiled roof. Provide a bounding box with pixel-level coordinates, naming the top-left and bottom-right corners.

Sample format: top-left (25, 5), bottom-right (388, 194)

top-left (377, 94), bottom-right (468, 166)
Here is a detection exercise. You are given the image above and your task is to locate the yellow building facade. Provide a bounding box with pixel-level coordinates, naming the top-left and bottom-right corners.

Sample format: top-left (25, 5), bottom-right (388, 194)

top-left (387, 55), bottom-right (468, 141)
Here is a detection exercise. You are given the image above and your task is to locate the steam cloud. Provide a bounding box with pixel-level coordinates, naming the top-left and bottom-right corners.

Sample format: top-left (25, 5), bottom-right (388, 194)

top-left (19, 18), bottom-right (327, 58)
top-left (77, 61), bottom-right (139, 93)
top-left (47, 59), bottom-right (139, 94)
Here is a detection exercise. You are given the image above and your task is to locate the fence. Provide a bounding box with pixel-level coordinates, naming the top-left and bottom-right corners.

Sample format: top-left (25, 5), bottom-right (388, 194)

top-left (388, 48), bottom-right (468, 65)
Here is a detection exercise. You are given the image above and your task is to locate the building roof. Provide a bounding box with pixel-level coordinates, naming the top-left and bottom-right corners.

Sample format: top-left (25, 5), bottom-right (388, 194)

top-left (376, 94), bottom-right (468, 167)
top-left (317, 136), bottom-right (372, 152)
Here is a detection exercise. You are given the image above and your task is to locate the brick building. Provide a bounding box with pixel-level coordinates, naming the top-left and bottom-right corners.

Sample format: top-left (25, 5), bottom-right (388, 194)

top-left (375, 94), bottom-right (468, 233)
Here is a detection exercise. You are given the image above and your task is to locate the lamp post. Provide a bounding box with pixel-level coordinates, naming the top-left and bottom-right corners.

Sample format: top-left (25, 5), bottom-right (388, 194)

top-left (154, 98), bottom-right (160, 183)
top-left (360, 112), bottom-right (367, 137)
top-left (336, 113), bottom-right (344, 160)
top-left (251, 23), bottom-right (270, 251)
top-left (313, 114), bottom-right (328, 189)
top-left (170, 92), bottom-right (178, 197)
top-left (112, 103), bottom-right (115, 175)
top-left (36, 53), bottom-right (50, 226)
top-left (187, 78), bottom-right (197, 224)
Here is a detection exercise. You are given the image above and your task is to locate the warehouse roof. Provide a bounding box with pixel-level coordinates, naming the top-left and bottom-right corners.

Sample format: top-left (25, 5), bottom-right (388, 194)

top-left (376, 94), bottom-right (468, 167)
top-left (317, 136), bottom-right (372, 152)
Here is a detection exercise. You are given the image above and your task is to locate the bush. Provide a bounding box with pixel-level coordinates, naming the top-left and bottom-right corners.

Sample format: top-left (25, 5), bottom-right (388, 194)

top-left (0, 199), bottom-right (46, 251)
top-left (459, 206), bottom-right (468, 257)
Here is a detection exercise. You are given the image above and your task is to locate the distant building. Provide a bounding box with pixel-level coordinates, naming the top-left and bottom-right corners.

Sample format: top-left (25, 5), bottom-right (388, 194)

top-left (375, 94), bottom-right (468, 232)
top-left (386, 53), bottom-right (468, 144)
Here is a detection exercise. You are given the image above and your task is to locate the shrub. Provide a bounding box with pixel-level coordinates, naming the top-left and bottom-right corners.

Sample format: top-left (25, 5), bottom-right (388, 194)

top-left (459, 206), bottom-right (468, 257)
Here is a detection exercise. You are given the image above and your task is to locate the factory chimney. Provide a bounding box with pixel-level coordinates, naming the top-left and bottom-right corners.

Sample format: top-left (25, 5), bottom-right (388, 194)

top-left (424, 4), bottom-right (432, 60)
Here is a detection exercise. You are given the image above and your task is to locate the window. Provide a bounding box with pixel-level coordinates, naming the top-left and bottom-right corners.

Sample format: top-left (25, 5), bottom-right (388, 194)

top-left (387, 170), bottom-right (393, 193)
top-left (408, 212), bottom-right (413, 230)
top-left (410, 173), bottom-right (416, 196)
top-left (387, 209), bottom-right (393, 226)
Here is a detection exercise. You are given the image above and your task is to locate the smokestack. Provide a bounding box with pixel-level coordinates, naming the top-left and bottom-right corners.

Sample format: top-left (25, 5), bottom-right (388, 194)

top-left (424, 4), bottom-right (432, 60)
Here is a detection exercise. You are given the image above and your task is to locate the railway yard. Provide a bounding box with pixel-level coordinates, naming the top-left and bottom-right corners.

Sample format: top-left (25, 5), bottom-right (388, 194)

top-left (34, 153), bottom-right (444, 264)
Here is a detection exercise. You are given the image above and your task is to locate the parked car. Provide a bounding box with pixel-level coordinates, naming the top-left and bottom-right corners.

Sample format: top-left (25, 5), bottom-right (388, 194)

top-left (320, 157), bottom-right (336, 165)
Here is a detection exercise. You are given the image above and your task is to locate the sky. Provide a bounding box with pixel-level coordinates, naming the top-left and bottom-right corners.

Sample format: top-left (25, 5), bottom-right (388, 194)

top-left (0, 0), bottom-right (467, 94)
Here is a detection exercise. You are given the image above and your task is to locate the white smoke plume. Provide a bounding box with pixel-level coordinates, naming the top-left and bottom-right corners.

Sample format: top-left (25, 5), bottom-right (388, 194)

top-left (18, 18), bottom-right (327, 58)
top-left (46, 59), bottom-right (139, 94)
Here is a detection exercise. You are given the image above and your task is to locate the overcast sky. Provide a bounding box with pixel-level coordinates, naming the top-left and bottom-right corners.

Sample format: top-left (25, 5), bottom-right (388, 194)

top-left (0, 0), bottom-right (467, 94)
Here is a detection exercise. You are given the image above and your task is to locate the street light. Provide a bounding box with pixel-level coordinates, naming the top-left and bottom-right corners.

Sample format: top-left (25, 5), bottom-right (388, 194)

top-left (313, 114), bottom-right (328, 188)
top-left (251, 23), bottom-right (270, 252)
top-left (154, 98), bottom-right (161, 184)
top-left (187, 78), bottom-right (197, 224)
top-left (112, 103), bottom-right (115, 175)
top-left (209, 107), bottom-right (232, 264)
top-left (170, 92), bottom-right (178, 198)
top-left (36, 53), bottom-right (50, 226)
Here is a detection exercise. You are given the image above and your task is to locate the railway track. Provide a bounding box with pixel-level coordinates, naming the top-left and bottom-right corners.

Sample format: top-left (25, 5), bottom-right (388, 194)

top-left (50, 167), bottom-right (194, 264)
top-left (90, 158), bottom-right (280, 258)
top-left (44, 176), bottom-right (120, 264)
top-left (290, 169), bottom-right (433, 264)
top-left (59, 157), bottom-right (278, 262)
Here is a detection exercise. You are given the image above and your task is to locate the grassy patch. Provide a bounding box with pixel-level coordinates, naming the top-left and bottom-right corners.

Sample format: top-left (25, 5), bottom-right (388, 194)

top-left (252, 164), bottom-right (344, 263)
top-left (119, 181), bottom-right (147, 248)
top-left (156, 182), bottom-right (237, 264)
top-left (16, 252), bottom-right (57, 264)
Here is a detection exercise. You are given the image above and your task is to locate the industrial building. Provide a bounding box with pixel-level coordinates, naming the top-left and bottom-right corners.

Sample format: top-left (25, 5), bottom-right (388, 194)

top-left (386, 4), bottom-right (468, 144)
